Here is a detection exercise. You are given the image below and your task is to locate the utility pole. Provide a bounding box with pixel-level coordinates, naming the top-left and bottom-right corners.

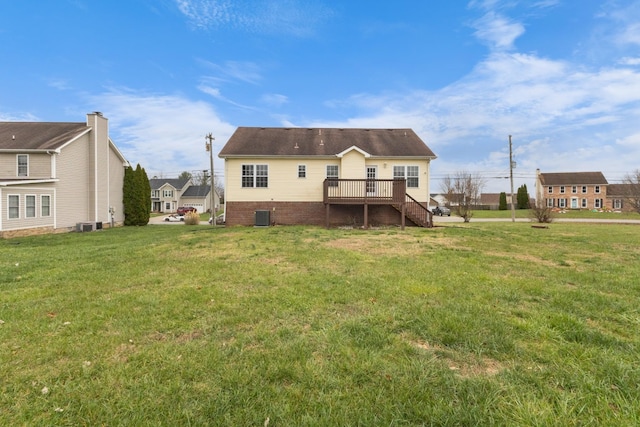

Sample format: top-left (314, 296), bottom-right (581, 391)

top-left (509, 135), bottom-right (516, 223)
top-left (205, 133), bottom-right (215, 226)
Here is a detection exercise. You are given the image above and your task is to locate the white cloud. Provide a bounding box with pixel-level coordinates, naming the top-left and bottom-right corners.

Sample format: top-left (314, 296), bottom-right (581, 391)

top-left (472, 12), bottom-right (525, 51)
top-left (174, 0), bottom-right (334, 36)
top-left (92, 89), bottom-right (236, 178)
top-left (260, 93), bottom-right (288, 107)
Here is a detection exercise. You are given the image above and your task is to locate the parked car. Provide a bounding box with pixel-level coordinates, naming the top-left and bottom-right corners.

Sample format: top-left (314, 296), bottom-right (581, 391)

top-left (164, 214), bottom-right (185, 222)
top-left (177, 206), bottom-right (197, 215)
top-left (208, 213), bottom-right (225, 225)
top-left (433, 206), bottom-right (451, 216)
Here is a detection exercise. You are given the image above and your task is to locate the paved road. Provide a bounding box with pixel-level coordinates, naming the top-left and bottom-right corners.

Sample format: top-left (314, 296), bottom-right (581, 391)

top-left (149, 215), bottom-right (213, 225)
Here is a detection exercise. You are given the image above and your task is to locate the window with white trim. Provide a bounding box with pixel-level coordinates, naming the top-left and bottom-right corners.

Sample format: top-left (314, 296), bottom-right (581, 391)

top-left (547, 186), bottom-right (553, 194)
top-left (151, 190), bottom-right (160, 198)
top-left (595, 186), bottom-right (601, 194)
top-left (41, 195), bottom-right (51, 217)
top-left (163, 189), bottom-right (173, 198)
top-left (582, 186), bottom-right (587, 193)
top-left (558, 198), bottom-right (567, 208)
top-left (242, 164), bottom-right (269, 188)
top-left (298, 164), bottom-right (306, 178)
top-left (546, 198), bottom-right (554, 208)
top-left (614, 199), bottom-right (622, 209)
top-left (581, 198), bottom-right (587, 208)
top-left (393, 166), bottom-right (419, 188)
top-left (25, 195), bottom-right (36, 218)
top-left (594, 198), bottom-right (602, 208)
top-left (326, 165), bottom-right (339, 187)
top-left (8, 195), bottom-right (19, 219)
top-left (17, 154), bottom-right (28, 177)
top-left (572, 186), bottom-right (577, 193)
top-left (560, 186), bottom-right (565, 194)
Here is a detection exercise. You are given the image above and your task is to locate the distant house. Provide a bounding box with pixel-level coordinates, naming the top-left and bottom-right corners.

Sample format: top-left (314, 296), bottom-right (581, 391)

top-left (149, 178), bottom-right (218, 214)
top-left (535, 170), bottom-right (608, 210)
top-left (0, 112), bottom-right (128, 238)
top-left (219, 127), bottom-right (437, 228)
top-left (606, 184), bottom-right (638, 212)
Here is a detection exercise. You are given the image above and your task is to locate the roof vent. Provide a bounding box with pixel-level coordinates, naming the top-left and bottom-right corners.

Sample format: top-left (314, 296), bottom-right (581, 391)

top-left (294, 142), bottom-right (299, 149)
top-left (92, 111), bottom-right (103, 116)
top-left (320, 139), bottom-right (324, 146)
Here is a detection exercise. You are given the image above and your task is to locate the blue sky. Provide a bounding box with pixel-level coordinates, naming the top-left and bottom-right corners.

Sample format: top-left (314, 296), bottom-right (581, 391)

top-left (1, 0), bottom-right (640, 192)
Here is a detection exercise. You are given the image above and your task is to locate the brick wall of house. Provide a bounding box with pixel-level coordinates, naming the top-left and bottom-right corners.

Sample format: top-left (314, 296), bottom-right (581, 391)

top-left (225, 201), bottom-right (411, 227)
top-left (542, 185), bottom-right (607, 210)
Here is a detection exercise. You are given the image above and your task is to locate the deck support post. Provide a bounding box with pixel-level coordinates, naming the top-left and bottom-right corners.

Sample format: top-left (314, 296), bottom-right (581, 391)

top-left (325, 203), bottom-right (330, 229)
top-left (401, 203), bottom-right (406, 230)
top-left (363, 203), bottom-right (369, 229)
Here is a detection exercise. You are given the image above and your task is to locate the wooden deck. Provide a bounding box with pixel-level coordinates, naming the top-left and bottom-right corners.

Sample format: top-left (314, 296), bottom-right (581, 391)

top-left (323, 179), bottom-right (433, 229)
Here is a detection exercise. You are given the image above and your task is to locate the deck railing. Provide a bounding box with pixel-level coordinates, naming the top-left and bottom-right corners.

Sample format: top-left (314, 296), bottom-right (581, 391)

top-left (323, 179), bottom-right (406, 204)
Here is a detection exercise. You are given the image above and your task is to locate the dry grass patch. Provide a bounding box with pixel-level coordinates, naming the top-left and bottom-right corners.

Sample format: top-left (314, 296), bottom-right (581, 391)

top-left (403, 333), bottom-right (506, 379)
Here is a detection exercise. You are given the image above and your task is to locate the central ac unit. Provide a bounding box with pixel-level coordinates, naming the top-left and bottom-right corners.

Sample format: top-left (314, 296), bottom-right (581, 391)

top-left (255, 210), bottom-right (270, 227)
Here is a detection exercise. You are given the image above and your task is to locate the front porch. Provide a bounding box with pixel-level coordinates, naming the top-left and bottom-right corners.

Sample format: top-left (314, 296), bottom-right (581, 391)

top-left (323, 179), bottom-right (433, 229)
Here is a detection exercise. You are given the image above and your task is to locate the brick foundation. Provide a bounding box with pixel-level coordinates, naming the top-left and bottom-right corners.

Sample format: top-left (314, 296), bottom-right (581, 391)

top-left (225, 201), bottom-right (415, 227)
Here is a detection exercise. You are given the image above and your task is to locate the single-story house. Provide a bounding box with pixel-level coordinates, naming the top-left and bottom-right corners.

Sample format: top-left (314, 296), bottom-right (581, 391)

top-left (0, 112), bottom-right (128, 238)
top-left (219, 127), bottom-right (437, 228)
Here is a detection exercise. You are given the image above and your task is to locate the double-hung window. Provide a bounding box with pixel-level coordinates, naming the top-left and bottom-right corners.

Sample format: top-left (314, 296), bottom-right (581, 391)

top-left (326, 165), bottom-right (339, 187)
top-left (242, 164), bottom-right (269, 188)
top-left (25, 195), bottom-right (36, 218)
top-left (17, 154), bottom-right (28, 177)
top-left (8, 195), bottom-right (19, 219)
top-left (163, 189), bottom-right (173, 198)
top-left (393, 166), bottom-right (419, 188)
top-left (298, 165), bottom-right (306, 178)
top-left (41, 195), bottom-right (51, 217)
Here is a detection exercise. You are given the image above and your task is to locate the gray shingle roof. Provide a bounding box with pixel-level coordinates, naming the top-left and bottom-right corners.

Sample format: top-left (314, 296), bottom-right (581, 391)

top-left (607, 184), bottom-right (636, 197)
top-left (182, 185), bottom-right (210, 197)
top-left (219, 127), bottom-right (436, 158)
top-left (0, 122), bottom-right (89, 150)
top-left (538, 172), bottom-right (608, 186)
top-left (149, 178), bottom-right (191, 190)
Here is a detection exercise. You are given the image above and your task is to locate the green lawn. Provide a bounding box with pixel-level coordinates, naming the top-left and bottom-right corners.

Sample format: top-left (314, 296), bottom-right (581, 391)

top-left (2, 223), bottom-right (639, 425)
top-left (470, 208), bottom-right (639, 220)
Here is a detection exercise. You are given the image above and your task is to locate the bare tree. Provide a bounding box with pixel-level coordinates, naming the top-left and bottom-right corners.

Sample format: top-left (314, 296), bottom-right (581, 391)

top-left (441, 171), bottom-right (485, 222)
top-left (622, 169), bottom-right (640, 214)
top-left (192, 170), bottom-right (208, 186)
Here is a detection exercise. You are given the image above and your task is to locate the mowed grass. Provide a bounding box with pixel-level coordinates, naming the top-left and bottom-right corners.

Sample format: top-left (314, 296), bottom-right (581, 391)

top-left (1, 223), bottom-right (640, 426)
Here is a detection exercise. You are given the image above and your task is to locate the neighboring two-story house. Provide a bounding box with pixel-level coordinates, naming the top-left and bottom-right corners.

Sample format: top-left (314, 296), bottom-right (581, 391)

top-left (219, 127), bottom-right (437, 228)
top-left (150, 178), bottom-right (219, 214)
top-left (535, 170), bottom-right (608, 210)
top-left (0, 112), bottom-right (128, 238)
